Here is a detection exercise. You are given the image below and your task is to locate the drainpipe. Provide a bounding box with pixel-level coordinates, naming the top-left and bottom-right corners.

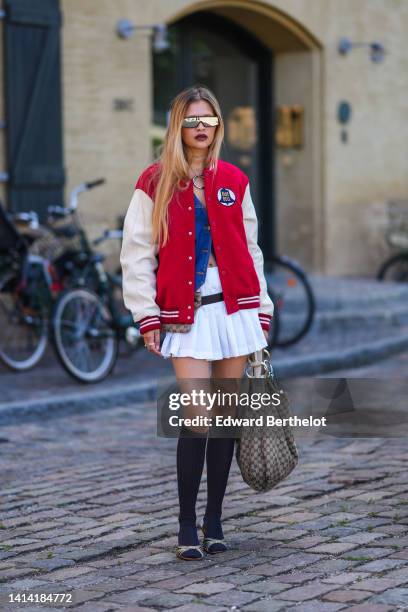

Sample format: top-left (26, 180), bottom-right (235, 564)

top-left (0, 8), bottom-right (9, 183)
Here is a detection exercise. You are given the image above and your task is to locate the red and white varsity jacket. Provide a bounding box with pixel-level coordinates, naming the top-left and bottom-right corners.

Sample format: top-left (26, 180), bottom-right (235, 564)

top-left (120, 159), bottom-right (274, 335)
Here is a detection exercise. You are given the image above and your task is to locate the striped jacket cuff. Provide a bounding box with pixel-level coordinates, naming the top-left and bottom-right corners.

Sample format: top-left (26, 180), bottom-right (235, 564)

top-left (258, 312), bottom-right (272, 332)
top-left (138, 315), bottom-right (161, 334)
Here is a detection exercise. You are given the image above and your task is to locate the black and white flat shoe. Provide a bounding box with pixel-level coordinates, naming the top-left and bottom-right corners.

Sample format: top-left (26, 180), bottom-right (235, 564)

top-left (175, 544), bottom-right (204, 560)
top-left (201, 525), bottom-right (228, 554)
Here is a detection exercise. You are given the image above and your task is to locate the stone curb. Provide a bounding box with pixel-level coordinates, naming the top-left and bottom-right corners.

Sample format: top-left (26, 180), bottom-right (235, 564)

top-left (0, 375), bottom-right (175, 426)
top-left (314, 305), bottom-right (408, 332)
top-left (274, 331), bottom-right (408, 377)
top-left (2, 332), bottom-right (408, 425)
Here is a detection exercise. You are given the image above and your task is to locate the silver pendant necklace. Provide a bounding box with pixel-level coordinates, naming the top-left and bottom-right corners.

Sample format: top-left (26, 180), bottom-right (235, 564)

top-left (192, 174), bottom-right (205, 189)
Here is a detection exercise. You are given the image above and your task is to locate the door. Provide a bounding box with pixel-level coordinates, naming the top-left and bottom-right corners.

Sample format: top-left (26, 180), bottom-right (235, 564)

top-left (4, 0), bottom-right (65, 220)
top-left (153, 11), bottom-right (274, 258)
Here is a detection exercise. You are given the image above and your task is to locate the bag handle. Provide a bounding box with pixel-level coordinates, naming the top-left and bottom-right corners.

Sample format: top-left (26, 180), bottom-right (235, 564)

top-left (245, 348), bottom-right (274, 379)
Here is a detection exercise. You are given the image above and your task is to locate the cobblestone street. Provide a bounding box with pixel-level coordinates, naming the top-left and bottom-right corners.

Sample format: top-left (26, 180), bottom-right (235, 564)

top-left (1, 354), bottom-right (408, 611)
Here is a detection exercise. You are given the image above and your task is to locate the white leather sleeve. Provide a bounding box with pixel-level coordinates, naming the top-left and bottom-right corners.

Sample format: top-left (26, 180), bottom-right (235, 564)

top-left (242, 182), bottom-right (274, 318)
top-left (120, 188), bottom-right (160, 325)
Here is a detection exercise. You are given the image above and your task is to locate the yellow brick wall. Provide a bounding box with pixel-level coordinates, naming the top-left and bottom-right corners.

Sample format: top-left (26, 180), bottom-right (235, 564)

top-left (2, 0), bottom-right (405, 275)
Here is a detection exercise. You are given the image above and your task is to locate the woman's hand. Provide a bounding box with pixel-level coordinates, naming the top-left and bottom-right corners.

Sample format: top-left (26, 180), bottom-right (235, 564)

top-left (263, 329), bottom-right (269, 343)
top-left (143, 330), bottom-right (162, 356)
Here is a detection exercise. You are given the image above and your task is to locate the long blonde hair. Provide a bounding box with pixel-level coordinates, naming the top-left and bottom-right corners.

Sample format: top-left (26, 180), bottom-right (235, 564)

top-left (148, 85), bottom-right (224, 247)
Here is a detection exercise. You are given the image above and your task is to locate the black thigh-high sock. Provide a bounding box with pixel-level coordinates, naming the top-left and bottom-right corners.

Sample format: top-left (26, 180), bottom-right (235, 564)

top-left (176, 424), bottom-right (208, 545)
top-left (204, 435), bottom-right (235, 539)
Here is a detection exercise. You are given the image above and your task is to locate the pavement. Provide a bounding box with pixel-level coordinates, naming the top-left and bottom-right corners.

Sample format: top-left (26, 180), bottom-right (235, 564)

top-left (1, 355), bottom-right (408, 611)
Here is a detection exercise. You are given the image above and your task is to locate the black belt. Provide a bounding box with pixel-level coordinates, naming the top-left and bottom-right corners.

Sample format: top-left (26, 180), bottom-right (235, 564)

top-left (201, 292), bottom-right (224, 305)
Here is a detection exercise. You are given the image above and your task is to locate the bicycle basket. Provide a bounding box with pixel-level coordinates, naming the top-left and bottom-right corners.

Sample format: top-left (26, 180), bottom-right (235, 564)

top-left (27, 225), bottom-right (66, 261)
top-left (0, 202), bottom-right (28, 256)
top-left (47, 217), bottom-right (83, 253)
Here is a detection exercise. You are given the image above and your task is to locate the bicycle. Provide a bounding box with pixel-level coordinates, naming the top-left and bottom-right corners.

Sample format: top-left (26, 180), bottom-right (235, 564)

top-left (43, 179), bottom-right (143, 383)
top-left (377, 199), bottom-right (408, 282)
top-left (265, 254), bottom-right (316, 348)
top-left (0, 203), bottom-right (54, 371)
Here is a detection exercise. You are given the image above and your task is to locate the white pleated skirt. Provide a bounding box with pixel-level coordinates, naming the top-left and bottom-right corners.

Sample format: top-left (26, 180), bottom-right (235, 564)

top-left (161, 265), bottom-right (268, 361)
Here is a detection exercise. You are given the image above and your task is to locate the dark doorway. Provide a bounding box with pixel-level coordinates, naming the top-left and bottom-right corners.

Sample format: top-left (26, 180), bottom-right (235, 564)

top-left (3, 0), bottom-right (65, 220)
top-left (153, 11), bottom-right (274, 257)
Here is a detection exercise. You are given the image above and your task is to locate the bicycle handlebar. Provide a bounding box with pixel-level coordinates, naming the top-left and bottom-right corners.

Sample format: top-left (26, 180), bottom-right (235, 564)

top-left (68, 178), bottom-right (106, 210)
top-left (85, 178), bottom-right (106, 190)
top-left (46, 178), bottom-right (107, 217)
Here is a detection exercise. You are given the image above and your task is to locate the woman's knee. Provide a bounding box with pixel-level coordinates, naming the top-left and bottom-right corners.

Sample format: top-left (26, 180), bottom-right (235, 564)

top-left (171, 356), bottom-right (211, 379)
top-left (211, 355), bottom-right (248, 379)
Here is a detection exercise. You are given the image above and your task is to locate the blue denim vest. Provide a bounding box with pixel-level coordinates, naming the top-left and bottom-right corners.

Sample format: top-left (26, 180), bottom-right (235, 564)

top-left (194, 194), bottom-right (215, 290)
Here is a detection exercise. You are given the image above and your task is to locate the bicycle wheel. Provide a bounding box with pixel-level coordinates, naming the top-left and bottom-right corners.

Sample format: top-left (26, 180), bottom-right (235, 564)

top-left (265, 256), bottom-right (316, 347)
top-left (52, 288), bottom-right (118, 383)
top-left (377, 253), bottom-right (408, 282)
top-left (0, 271), bottom-right (48, 370)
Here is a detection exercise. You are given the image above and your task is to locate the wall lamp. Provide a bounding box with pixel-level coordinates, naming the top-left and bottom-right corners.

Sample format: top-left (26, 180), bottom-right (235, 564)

top-left (116, 20), bottom-right (169, 52)
top-left (338, 37), bottom-right (386, 63)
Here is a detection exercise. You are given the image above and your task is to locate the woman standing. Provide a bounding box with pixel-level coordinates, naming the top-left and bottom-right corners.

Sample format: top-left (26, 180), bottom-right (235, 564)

top-left (120, 85), bottom-right (274, 560)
